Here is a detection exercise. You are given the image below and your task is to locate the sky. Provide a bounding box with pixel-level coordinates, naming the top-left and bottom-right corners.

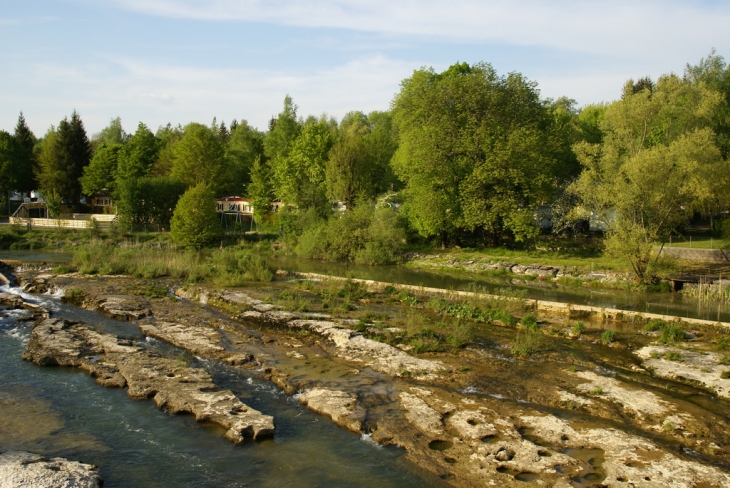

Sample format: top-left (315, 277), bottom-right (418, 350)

top-left (2, 0), bottom-right (729, 137)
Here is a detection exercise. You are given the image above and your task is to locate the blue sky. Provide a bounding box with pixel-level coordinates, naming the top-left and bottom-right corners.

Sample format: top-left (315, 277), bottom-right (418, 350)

top-left (2, 0), bottom-right (729, 137)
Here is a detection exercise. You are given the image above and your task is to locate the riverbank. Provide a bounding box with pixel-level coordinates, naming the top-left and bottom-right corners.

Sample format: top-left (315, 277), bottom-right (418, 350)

top-left (6, 267), bottom-right (730, 486)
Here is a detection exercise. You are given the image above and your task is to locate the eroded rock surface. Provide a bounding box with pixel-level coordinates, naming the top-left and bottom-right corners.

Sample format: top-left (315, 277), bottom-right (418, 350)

top-left (22, 318), bottom-right (274, 442)
top-left (0, 450), bottom-right (102, 488)
top-left (636, 345), bottom-right (730, 399)
top-left (297, 388), bottom-right (365, 432)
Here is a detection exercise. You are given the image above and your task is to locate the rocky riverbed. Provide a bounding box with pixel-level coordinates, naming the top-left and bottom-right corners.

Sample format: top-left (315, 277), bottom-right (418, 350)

top-left (7, 269), bottom-right (730, 487)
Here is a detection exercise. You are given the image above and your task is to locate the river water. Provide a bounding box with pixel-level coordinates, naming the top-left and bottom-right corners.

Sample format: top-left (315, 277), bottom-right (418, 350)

top-left (0, 286), bottom-right (438, 487)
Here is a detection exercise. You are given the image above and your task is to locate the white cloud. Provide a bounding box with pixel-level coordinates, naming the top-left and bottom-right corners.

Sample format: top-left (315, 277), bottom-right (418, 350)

top-left (1, 54), bottom-right (417, 134)
top-left (103, 0), bottom-right (730, 62)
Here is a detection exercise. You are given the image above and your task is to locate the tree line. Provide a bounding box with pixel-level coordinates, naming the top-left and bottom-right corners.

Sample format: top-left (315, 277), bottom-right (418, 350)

top-left (1, 50), bottom-right (729, 281)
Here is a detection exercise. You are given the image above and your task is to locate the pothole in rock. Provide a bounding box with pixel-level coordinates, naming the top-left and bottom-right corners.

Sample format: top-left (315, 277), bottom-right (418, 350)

top-left (496, 466), bottom-right (540, 482)
top-left (559, 447), bottom-right (607, 486)
top-left (428, 440), bottom-right (453, 451)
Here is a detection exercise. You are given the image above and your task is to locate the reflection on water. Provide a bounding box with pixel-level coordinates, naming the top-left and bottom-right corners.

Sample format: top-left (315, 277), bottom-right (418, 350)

top-left (271, 256), bottom-right (730, 323)
top-left (0, 294), bottom-right (440, 488)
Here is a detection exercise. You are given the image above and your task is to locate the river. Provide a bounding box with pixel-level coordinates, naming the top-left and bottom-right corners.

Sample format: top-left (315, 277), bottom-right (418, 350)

top-left (0, 285), bottom-right (439, 487)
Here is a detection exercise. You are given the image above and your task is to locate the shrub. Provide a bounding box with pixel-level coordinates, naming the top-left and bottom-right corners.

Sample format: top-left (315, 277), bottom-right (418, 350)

top-left (410, 337), bottom-right (444, 354)
top-left (720, 370), bottom-right (730, 379)
top-left (571, 321), bottom-right (585, 335)
top-left (383, 285), bottom-right (397, 295)
top-left (446, 320), bottom-right (475, 348)
top-left (600, 330), bottom-right (615, 345)
top-left (492, 309), bottom-right (517, 326)
top-left (170, 183), bottom-right (222, 249)
top-left (643, 319), bottom-right (668, 332)
top-left (511, 330), bottom-right (542, 358)
top-left (659, 324), bottom-right (685, 345)
top-left (520, 314), bottom-right (539, 331)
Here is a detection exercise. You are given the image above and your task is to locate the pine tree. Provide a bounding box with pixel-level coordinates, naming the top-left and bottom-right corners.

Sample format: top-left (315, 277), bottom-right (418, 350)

top-left (39, 111), bottom-right (91, 207)
top-left (12, 112), bottom-right (37, 192)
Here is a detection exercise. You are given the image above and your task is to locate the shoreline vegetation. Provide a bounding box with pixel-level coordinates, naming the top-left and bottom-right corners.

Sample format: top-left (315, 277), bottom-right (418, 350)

top-left (2, 52), bottom-right (730, 287)
top-left (1, 224), bottom-right (728, 294)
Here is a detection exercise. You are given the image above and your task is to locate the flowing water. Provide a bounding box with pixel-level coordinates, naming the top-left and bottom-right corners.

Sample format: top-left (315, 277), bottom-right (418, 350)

top-left (0, 286), bottom-right (439, 487)
top-left (270, 256), bottom-right (730, 323)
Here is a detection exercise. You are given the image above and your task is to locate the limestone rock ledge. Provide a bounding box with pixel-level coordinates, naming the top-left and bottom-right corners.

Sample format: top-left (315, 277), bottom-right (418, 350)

top-left (0, 450), bottom-right (102, 488)
top-left (298, 388), bottom-right (365, 433)
top-left (22, 318), bottom-right (274, 442)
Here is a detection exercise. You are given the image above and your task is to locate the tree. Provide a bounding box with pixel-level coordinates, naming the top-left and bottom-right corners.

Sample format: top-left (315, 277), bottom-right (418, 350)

top-left (13, 112), bottom-right (38, 192)
top-left (170, 183), bottom-right (221, 248)
top-left (116, 176), bottom-right (186, 229)
top-left (392, 62), bottom-right (568, 245)
top-left (570, 74), bottom-right (726, 282)
top-left (0, 131), bottom-right (22, 214)
top-left (264, 95), bottom-right (301, 161)
top-left (38, 111), bottom-right (91, 207)
top-left (273, 116), bottom-right (333, 209)
top-left (116, 123), bottom-right (160, 181)
top-left (171, 123), bottom-right (227, 193)
top-left (684, 49), bottom-right (730, 159)
top-left (80, 143), bottom-right (122, 195)
top-left (326, 128), bottom-right (369, 208)
top-left (248, 156), bottom-right (275, 218)
top-left (93, 117), bottom-right (127, 146)
top-left (225, 120), bottom-right (265, 195)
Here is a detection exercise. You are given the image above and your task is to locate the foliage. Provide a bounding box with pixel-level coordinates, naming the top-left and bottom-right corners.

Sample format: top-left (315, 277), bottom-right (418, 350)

top-left (600, 330), bottom-right (615, 345)
top-left (511, 329), bottom-right (542, 358)
top-left (570, 74), bottom-right (726, 282)
top-left (659, 324), bottom-right (685, 345)
top-left (80, 143), bottom-right (121, 195)
top-left (571, 321), bottom-right (585, 335)
top-left (116, 176), bottom-right (185, 228)
top-left (171, 123), bottom-right (227, 193)
top-left (226, 120), bottom-right (265, 194)
top-left (391, 62), bottom-right (572, 245)
top-left (72, 242), bottom-right (273, 282)
top-left (294, 204), bottom-right (407, 265)
top-left (116, 123), bottom-right (160, 181)
top-left (38, 111), bottom-right (91, 207)
top-left (170, 183), bottom-right (222, 249)
top-left (248, 156), bottom-right (275, 217)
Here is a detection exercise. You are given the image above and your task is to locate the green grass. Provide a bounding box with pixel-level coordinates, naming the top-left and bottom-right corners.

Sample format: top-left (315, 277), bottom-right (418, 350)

top-left (71, 242), bottom-right (274, 283)
top-left (664, 237), bottom-right (730, 249)
top-left (600, 330), bottom-right (615, 345)
top-left (664, 351), bottom-right (684, 362)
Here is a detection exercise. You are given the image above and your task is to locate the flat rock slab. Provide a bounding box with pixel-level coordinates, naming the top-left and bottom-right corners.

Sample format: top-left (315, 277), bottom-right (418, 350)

top-left (298, 388), bottom-right (365, 433)
top-left (23, 318), bottom-right (274, 443)
top-left (0, 450), bottom-right (102, 488)
top-left (636, 345), bottom-right (730, 399)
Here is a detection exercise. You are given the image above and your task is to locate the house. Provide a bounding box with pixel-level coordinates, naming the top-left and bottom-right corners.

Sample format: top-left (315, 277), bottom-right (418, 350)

top-left (90, 192), bottom-right (115, 214)
top-left (215, 196), bottom-right (254, 215)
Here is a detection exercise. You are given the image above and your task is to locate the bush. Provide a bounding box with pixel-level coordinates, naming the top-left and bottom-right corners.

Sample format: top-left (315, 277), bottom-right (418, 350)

top-left (659, 324), bottom-right (685, 345)
top-left (447, 320), bottom-right (475, 348)
top-left (600, 330), bottom-right (615, 345)
top-left (571, 321), bottom-right (585, 335)
top-left (511, 329), bottom-right (542, 358)
top-left (170, 183), bottom-right (222, 249)
top-left (520, 314), bottom-right (538, 331)
top-left (643, 319), bottom-right (668, 332)
top-left (294, 205), bottom-right (407, 265)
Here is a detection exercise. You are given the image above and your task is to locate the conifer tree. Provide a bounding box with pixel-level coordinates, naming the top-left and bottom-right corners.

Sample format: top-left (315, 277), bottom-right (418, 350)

top-left (12, 112), bottom-right (37, 192)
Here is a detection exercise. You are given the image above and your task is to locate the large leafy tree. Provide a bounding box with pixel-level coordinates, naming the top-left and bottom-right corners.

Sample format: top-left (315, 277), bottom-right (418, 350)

top-left (392, 62), bottom-right (568, 245)
top-left (38, 111), bottom-right (91, 207)
top-left (171, 123), bottom-right (227, 193)
top-left (571, 74), bottom-right (726, 282)
top-left (273, 116), bottom-right (334, 209)
top-left (225, 119), bottom-right (265, 195)
top-left (248, 156), bottom-right (275, 218)
top-left (116, 123), bottom-right (160, 181)
top-left (116, 176), bottom-right (186, 229)
top-left (80, 143), bottom-right (122, 195)
top-left (264, 95), bottom-right (301, 162)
